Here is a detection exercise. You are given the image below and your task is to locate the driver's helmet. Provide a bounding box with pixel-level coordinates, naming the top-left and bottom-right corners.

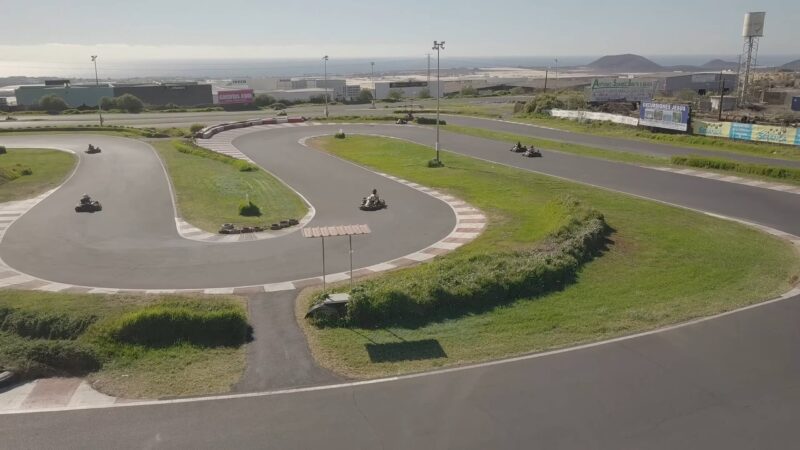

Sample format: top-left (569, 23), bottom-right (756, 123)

top-left (372, 188), bottom-right (377, 195)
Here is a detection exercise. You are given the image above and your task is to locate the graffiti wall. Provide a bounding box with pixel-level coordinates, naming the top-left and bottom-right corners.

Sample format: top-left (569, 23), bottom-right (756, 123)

top-left (694, 121), bottom-right (800, 146)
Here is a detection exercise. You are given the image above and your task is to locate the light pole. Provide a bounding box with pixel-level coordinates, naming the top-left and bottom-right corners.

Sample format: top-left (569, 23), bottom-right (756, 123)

top-left (91, 55), bottom-right (104, 126)
top-left (370, 61), bottom-right (376, 109)
top-left (432, 40), bottom-right (445, 164)
top-left (322, 55), bottom-right (329, 118)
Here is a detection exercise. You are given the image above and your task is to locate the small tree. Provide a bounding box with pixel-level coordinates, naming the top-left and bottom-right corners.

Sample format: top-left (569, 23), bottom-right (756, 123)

top-left (254, 94), bottom-right (275, 107)
top-left (388, 89), bottom-right (403, 101)
top-left (563, 92), bottom-right (587, 110)
top-left (39, 95), bottom-right (69, 113)
top-left (510, 86), bottom-right (526, 95)
top-left (190, 123), bottom-right (206, 134)
top-left (675, 89), bottom-right (698, 102)
top-left (357, 89), bottom-right (373, 103)
top-left (417, 88), bottom-right (431, 99)
top-left (115, 94), bottom-right (144, 113)
top-left (99, 96), bottom-right (116, 111)
top-left (524, 94), bottom-right (564, 115)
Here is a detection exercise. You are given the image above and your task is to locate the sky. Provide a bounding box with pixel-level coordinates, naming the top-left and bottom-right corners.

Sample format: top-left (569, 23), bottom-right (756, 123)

top-left (0, 0), bottom-right (798, 65)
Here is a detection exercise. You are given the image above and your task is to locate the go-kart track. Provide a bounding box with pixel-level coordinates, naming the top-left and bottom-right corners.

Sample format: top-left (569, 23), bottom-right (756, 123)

top-left (2, 118), bottom-right (800, 449)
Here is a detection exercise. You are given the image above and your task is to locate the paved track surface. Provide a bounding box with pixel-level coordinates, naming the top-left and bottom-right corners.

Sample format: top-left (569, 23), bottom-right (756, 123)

top-left (1, 120), bottom-right (800, 449)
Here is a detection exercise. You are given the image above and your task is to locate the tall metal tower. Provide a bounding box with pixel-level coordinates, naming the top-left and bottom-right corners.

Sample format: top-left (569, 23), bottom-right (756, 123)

top-left (737, 12), bottom-right (766, 107)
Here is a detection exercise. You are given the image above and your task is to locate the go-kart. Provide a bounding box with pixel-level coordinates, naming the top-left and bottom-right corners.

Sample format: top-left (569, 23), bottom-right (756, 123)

top-left (396, 118), bottom-right (408, 125)
top-left (86, 144), bottom-right (101, 154)
top-left (75, 196), bottom-right (102, 212)
top-left (510, 145), bottom-right (527, 153)
top-left (523, 147), bottom-right (542, 157)
top-left (360, 197), bottom-right (387, 211)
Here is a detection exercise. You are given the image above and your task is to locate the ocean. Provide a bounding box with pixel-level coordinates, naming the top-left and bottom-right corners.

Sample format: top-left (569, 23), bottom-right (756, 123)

top-left (0, 55), bottom-right (796, 80)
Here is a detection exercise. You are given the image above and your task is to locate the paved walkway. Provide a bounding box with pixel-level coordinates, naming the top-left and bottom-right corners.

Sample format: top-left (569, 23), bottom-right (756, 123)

top-left (0, 378), bottom-right (120, 413)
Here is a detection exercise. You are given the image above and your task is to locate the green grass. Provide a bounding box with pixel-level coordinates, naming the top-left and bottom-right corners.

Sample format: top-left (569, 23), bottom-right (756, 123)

top-left (0, 126), bottom-right (188, 138)
top-left (153, 140), bottom-right (308, 232)
top-left (0, 149), bottom-right (76, 203)
top-left (512, 114), bottom-right (800, 161)
top-left (442, 124), bottom-right (666, 165)
top-left (671, 155), bottom-right (800, 185)
top-left (0, 291), bottom-right (247, 399)
top-left (299, 135), bottom-right (800, 378)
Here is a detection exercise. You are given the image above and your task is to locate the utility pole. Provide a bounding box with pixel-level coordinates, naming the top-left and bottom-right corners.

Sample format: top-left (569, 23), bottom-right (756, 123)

top-left (322, 55), bottom-right (329, 118)
top-left (432, 41), bottom-right (445, 164)
top-left (554, 58), bottom-right (559, 91)
top-left (370, 61), bottom-right (376, 109)
top-left (718, 75), bottom-right (726, 121)
top-left (543, 68), bottom-right (548, 92)
top-left (90, 55), bottom-right (104, 126)
top-left (426, 53), bottom-right (431, 86)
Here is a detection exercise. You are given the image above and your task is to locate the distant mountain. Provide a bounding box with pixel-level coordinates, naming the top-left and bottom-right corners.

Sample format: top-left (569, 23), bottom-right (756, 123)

top-left (587, 54), bottom-right (664, 72)
top-left (781, 59), bottom-right (800, 71)
top-left (701, 59), bottom-right (739, 70)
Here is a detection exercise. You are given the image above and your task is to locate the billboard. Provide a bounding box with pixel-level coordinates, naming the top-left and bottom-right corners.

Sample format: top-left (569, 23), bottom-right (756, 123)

top-left (694, 120), bottom-right (800, 146)
top-left (639, 102), bottom-right (690, 131)
top-left (587, 78), bottom-right (656, 103)
top-left (792, 96), bottom-right (800, 112)
top-left (217, 89), bottom-right (254, 105)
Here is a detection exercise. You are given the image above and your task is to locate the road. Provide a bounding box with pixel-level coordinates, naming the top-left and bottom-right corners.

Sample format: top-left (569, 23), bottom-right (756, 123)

top-left (1, 118), bottom-right (800, 449)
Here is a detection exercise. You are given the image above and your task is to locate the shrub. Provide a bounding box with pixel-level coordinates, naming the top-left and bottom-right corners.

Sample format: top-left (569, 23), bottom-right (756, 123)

top-left (238, 201), bottom-right (261, 216)
top-left (415, 117), bottom-right (446, 125)
top-left (115, 94), bottom-right (144, 113)
top-left (388, 89), bottom-right (403, 101)
top-left (39, 95), bottom-right (69, 113)
top-left (277, 110), bottom-right (288, 116)
top-left (172, 140), bottom-right (258, 172)
top-left (189, 123), bottom-right (206, 134)
top-left (105, 303), bottom-right (250, 347)
top-left (254, 94), bottom-right (276, 107)
top-left (0, 335), bottom-right (100, 378)
top-left (524, 94), bottom-right (564, 115)
top-left (671, 155), bottom-right (800, 183)
top-left (271, 103), bottom-right (286, 110)
top-left (0, 307), bottom-right (97, 340)
top-left (427, 159), bottom-right (445, 168)
top-left (313, 202), bottom-right (609, 328)
top-left (0, 145), bottom-right (6, 155)
top-left (20, 168), bottom-right (32, 176)
top-left (460, 85), bottom-right (478, 96)
top-left (334, 131), bottom-right (346, 139)
top-left (417, 88), bottom-right (431, 99)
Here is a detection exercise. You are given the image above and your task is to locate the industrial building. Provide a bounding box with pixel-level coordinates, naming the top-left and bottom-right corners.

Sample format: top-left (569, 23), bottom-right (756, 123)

top-left (112, 82), bottom-right (212, 106)
top-left (15, 81), bottom-right (113, 107)
top-left (373, 80), bottom-right (439, 100)
top-left (662, 73), bottom-right (738, 96)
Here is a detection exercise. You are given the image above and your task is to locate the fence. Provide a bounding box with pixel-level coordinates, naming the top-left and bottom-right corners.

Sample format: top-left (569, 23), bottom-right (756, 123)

top-left (550, 109), bottom-right (639, 126)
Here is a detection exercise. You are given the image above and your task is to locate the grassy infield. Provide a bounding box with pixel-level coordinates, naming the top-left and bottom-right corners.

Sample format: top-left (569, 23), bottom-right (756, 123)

top-left (0, 148), bottom-right (76, 203)
top-left (301, 135), bottom-right (799, 378)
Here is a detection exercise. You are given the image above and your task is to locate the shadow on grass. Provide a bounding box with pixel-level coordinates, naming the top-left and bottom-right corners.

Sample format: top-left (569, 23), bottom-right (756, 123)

top-left (365, 339), bottom-right (447, 363)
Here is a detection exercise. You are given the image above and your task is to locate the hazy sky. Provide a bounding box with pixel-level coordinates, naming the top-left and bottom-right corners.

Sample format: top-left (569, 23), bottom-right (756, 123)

top-left (1, 0), bottom-right (798, 62)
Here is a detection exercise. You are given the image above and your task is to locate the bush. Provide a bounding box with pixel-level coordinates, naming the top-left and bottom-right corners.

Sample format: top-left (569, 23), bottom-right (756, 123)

top-left (334, 131), bottom-right (346, 139)
top-left (671, 155), bottom-right (800, 183)
top-left (417, 88), bottom-right (431, 99)
top-left (189, 123), bottom-right (206, 134)
top-left (524, 94), bottom-right (564, 115)
top-left (357, 89), bottom-right (374, 103)
top-left (314, 202), bottom-right (609, 328)
top-left (427, 159), bottom-right (445, 168)
top-left (415, 117), bottom-right (446, 125)
top-left (0, 145), bottom-right (5, 155)
top-left (115, 94), bottom-right (144, 113)
top-left (0, 307), bottom-right (97, 340)
top-left (254, 94), bottom-right (276, 107)
top-left (20, 168), bottom-right (32, 176)
top-left (39, 95), bottom-right (69, 113)
top-left (105, 303), bottom-right (250, 347)
top-left (0, 335), bottom-right (100, 378)
top-left (388, 89), bottom-right (403, 101)
top-left (460, 86), bottom-right (478, 96)
top-left (277, 110), bottom-right (288, 116)
top-left (238, 200), bottom-right (261, 216)
top-left (99, 97), bottom-right (116, 111)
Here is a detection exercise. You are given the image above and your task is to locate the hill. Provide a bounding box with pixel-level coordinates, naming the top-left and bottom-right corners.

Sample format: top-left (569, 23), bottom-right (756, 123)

top-left (587, 54), bottom-right (664, 72)
top-left (781, 59), bottom-right (800, 71)
top-left (701, 59), bottom-right (739, 70)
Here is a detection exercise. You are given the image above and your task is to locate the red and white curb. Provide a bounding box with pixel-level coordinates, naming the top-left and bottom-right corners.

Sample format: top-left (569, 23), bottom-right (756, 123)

top-left (0, 124), bottom-right (485, 294)
top-left (647, 166), bottom-right (800, 195)
top-left (0, 378), bottom-right (122, 412)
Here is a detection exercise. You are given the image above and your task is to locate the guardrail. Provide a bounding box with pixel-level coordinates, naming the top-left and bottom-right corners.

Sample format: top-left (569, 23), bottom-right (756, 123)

top-left (195, 116), bottom-right (306, 139)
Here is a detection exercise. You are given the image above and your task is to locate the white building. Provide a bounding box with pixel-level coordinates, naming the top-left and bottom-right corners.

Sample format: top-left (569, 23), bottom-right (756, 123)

top-left (268, 88), bottom-right (329, 103)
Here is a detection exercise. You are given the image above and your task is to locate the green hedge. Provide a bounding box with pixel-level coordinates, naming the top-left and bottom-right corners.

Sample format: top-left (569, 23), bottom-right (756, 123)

top-left (0, 307), bottom-right (97, 340)
top-left (671, 155), bottom-right (800, 183)
top-left (318, 205), bottom-right (609, 328)
top-left (238, 201), bottom-right (261, 216)
top-left (106, 303), bottom-right (250, 347)
top-left (415, 117), bottom-right (447, 125)
top-left (173, 140), bottom-right (258, 172)
top-left (0, 333), bottom-right (100, 378)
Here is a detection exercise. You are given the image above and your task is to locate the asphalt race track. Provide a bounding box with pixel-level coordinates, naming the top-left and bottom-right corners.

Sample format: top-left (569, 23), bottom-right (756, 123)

top-left (1, 120), bottom-right (800, 449)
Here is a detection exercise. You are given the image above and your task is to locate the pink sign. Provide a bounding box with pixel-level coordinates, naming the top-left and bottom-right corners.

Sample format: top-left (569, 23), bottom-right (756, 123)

top-left (218, 89), bottom-right (254, 104)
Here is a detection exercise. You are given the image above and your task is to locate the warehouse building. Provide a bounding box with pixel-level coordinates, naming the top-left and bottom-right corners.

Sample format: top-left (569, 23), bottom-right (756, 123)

top-left (662, 73), bottom-right (738, 96)
top-left (15, 81), bottom-right (113, 107)
top-left (112, 82), bottom-right (213, 106)
top-left (374, 80), bottom-right (439, 100)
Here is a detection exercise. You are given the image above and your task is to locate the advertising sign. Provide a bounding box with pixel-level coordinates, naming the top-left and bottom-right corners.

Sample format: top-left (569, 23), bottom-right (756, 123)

top-left (639, 102), bottom-right (690, 132)
top-left (729, 123), bottom-right (753, 141)
top-left (587, 78), bottom-right (656, 103)
top-left (792, 96), bottom-right (800, 112)
top-left (694, 120), bottom-right (800, 146)
top-left (217, 89), bottom-right (254, 105)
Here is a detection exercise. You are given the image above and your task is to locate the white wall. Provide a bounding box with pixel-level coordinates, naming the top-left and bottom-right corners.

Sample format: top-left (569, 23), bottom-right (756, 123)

top-left (550, 109), bottom-right (639, 126)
